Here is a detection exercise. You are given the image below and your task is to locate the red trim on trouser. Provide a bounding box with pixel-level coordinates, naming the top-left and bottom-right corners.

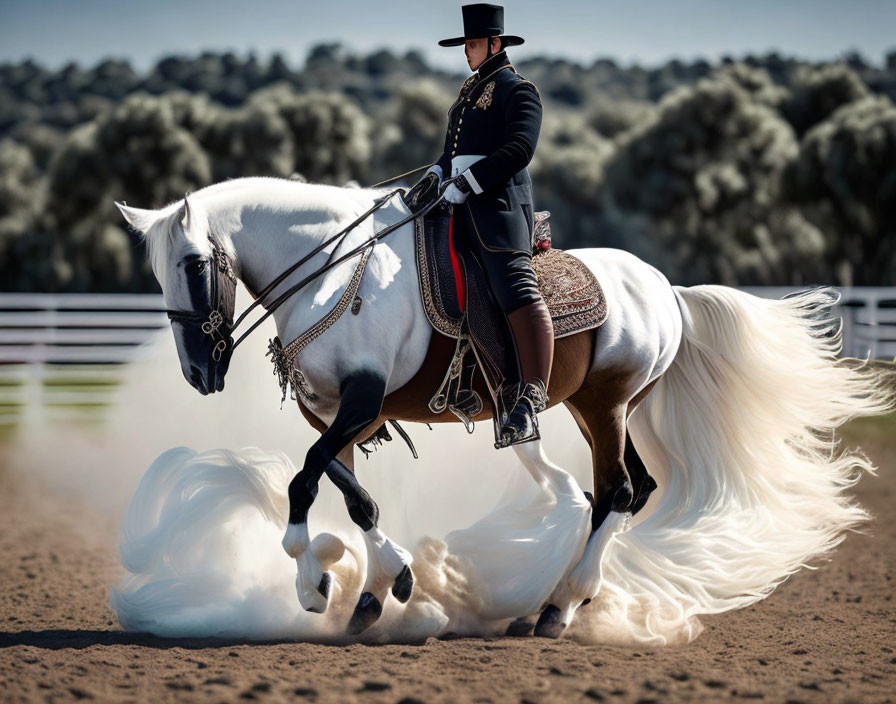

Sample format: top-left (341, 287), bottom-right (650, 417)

top-left (448, 211), bottom-right (466, 311)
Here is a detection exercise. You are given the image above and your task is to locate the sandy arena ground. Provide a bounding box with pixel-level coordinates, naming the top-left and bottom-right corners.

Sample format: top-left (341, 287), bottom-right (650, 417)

top-left (0, 416), bottom-right (894, 704)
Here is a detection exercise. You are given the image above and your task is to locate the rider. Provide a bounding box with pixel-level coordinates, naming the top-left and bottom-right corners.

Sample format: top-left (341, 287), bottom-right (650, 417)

top-left (428, 3), bottom-right (553, 445)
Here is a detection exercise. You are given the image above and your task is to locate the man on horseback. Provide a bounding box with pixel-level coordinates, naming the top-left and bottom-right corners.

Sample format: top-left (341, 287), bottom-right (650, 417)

top-left (428, 2), bottom-right (553, 446)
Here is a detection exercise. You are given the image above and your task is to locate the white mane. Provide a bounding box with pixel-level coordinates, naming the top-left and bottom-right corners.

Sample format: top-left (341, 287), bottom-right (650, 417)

top-left (123, 177), bottom-right (397, 295)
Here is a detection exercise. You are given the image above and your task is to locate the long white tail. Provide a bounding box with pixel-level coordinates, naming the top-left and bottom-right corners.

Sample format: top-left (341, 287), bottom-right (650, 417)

top-left (576, 285), bottom-right (895, 645)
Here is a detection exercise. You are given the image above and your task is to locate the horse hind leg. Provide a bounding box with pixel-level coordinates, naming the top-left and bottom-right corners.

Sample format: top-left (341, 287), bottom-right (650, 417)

top-left (531, 377), bottom-right (637, 638)
top-left (626, 430), bottom-right (657, 516)
top-left (622, 378), bottom-right (660, 516)
top-left (536, 410), bottom-right (659, 637)
top-left (499, 438), bottom-right (592, 638)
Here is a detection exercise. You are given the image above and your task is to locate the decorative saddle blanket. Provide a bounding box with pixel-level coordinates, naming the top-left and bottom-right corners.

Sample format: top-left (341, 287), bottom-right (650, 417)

top-left (414, 207), bottom-right (608, 340)
top-left (413, 204), bottom-right (609, 441)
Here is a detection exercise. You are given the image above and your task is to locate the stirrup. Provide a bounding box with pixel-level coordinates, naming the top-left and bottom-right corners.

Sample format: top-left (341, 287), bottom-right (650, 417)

top-left (495, 380), bottom-right (548, 449)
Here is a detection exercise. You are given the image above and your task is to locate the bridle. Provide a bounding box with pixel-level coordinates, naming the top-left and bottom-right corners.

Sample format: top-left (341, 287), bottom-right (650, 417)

top-left (164, 188), bottom-right (447, 368)
top-left (166, 232), bottom-right (238, 366)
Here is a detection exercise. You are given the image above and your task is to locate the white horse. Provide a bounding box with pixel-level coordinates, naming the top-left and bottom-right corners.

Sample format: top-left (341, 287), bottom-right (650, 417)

top-left (117, 176), bottom-right (892, 638)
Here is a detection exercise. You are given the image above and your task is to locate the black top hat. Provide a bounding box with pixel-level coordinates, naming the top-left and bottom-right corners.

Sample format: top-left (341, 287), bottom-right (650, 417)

top-left (438, 3), bottom-right (524, 47)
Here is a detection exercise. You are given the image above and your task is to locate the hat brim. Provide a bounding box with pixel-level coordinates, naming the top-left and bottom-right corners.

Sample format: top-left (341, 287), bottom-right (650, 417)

top-left (438, 34), bottom-right (524, 47)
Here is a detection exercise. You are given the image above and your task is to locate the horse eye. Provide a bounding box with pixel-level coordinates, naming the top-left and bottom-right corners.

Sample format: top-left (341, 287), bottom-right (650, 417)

top-left (185, 259), bottom-right (208, 277)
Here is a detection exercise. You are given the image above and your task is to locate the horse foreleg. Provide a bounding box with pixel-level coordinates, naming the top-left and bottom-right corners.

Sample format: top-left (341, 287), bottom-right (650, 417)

top-left (282, 443), bottom-right (332, 614)
top-left (295, 371), bottom-right (413, 634)
top-left (324, 444), bottom-right (414, 635)
top-left (283, 370), bottom-right (386, 614)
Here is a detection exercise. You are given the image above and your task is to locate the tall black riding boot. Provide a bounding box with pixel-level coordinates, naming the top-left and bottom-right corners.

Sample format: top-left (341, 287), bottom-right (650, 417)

top-left (499, 299), bottom-right (554, 446)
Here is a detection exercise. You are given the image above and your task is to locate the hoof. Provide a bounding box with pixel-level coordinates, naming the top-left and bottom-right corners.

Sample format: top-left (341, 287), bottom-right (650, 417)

top-left (297, 570), bottom-right (331, 614)
top-left (317, 572), bottom-right (331, 600)
top-left (391, 565), bottom-right (414, 604)
top-left (505, 617), bottom-right (535, 637)
top-left (347, 592), bottom-right (383, 635)
top-left (534, 604), bottom-right (566, 639)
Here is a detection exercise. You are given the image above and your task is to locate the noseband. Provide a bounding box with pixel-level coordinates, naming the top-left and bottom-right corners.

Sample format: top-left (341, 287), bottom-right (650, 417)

top-left (166, 233), bottom-right (238, 364)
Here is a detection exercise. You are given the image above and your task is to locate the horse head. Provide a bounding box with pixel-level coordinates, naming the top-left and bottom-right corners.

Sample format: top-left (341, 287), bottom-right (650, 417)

top-left (116, 196), bottom-right (235, 395)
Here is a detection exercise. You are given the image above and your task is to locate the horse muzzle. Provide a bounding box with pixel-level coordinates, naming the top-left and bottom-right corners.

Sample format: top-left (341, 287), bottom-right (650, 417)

top-left (181, 335), bottom-right (233, 395)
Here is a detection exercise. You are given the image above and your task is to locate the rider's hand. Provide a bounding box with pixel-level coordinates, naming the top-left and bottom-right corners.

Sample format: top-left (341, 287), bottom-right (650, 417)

top-left (425, 164), bottom-right (443, 185)
top-left (405, 165), bottom-right (443, 210)
top-left (443, 173), bottom-right (473, 204)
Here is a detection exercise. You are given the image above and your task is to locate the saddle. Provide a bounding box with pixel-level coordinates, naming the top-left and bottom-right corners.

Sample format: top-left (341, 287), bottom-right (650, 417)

top-left (412, 200), bottom-right (608, 437)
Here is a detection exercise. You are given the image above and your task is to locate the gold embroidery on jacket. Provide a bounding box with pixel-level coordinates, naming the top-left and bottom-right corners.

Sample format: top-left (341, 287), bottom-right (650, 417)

top-left (475, 81), bottom-right (495, 110)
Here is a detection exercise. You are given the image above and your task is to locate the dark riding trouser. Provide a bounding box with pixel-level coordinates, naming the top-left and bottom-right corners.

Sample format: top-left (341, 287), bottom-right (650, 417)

top-left (451, 205), bottom-right (540, 315)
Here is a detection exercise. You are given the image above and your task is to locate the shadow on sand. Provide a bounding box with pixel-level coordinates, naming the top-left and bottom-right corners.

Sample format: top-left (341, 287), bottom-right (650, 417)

top-left (0, 630), bottom-right (303, 650)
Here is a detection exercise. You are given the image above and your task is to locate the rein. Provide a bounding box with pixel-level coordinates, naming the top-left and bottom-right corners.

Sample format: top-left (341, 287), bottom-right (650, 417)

top-left (229, 187), bottom-right (404, 347)
top-left (167, 187), bottom-right (446, 364)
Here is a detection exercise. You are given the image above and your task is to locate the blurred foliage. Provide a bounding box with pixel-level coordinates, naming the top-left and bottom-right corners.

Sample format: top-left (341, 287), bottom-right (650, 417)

top-left (0, 46), bottom-right (894, 291)
top-left (787, 96), bottom-right (896, 285)
top-left (602, 74), bottom-right (824, 285)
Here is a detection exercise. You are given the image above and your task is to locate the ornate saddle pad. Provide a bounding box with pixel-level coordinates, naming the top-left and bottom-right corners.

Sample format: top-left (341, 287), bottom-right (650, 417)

top-left (414, 208), bottom-right (608, 340)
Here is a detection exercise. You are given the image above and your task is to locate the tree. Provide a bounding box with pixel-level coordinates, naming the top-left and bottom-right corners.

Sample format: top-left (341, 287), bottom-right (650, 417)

top-left (45, 93), bottom-right (211, 290)
top-left (602, 75), bottom-right (822, 285)
top-left (0, 139), bottom-right (47, 289)
top-left (529, 112), bottom-right (615, 244)
top-left (586, 96), bottom-right (656, 139)
top-left (372, 79), bottom-right (451, 182)
top-left (788, 95), bottom-right (896, 285)
top-left (198, 101), bottom-right (294, 181)
top-left (712, 63), bottom-right (789, 109)
top-left (253, 85), bottom-right (371, 184)
top-left (781, 63), bottom-right (869, 137)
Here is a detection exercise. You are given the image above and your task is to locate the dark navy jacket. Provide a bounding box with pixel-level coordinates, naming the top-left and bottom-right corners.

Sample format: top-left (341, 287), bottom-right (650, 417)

top-left (436, 51), bottom-right (543, 254)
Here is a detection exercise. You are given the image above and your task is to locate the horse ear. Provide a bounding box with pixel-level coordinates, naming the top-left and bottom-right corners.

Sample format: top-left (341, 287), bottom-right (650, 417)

top-left (182, 194), bottom-right (192, 232)
top-left (115, 202), bottom-right (161, 234)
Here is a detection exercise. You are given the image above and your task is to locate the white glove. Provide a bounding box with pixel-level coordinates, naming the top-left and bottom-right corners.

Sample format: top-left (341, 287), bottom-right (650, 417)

top-left (442, 173), bottom-right (472, 204)
top-left (443, 183), bottom-right (468, 204)
top-left (425, 164), bottom-right (443, 184)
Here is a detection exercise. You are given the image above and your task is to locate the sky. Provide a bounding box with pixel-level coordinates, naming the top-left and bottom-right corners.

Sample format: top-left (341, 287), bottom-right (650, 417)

top-left (0, 0), bottom-right (894, 72)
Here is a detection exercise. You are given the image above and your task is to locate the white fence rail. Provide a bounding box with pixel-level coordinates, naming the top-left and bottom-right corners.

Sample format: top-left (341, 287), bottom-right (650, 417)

top-left (0, 289), bottom-right (893, 427)
top-left (0, 294), bottom-right (166, 364)
top-left (0, 294), bottom-right (167, 426)
top-left (744, 287), bottom-right (896, 361)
